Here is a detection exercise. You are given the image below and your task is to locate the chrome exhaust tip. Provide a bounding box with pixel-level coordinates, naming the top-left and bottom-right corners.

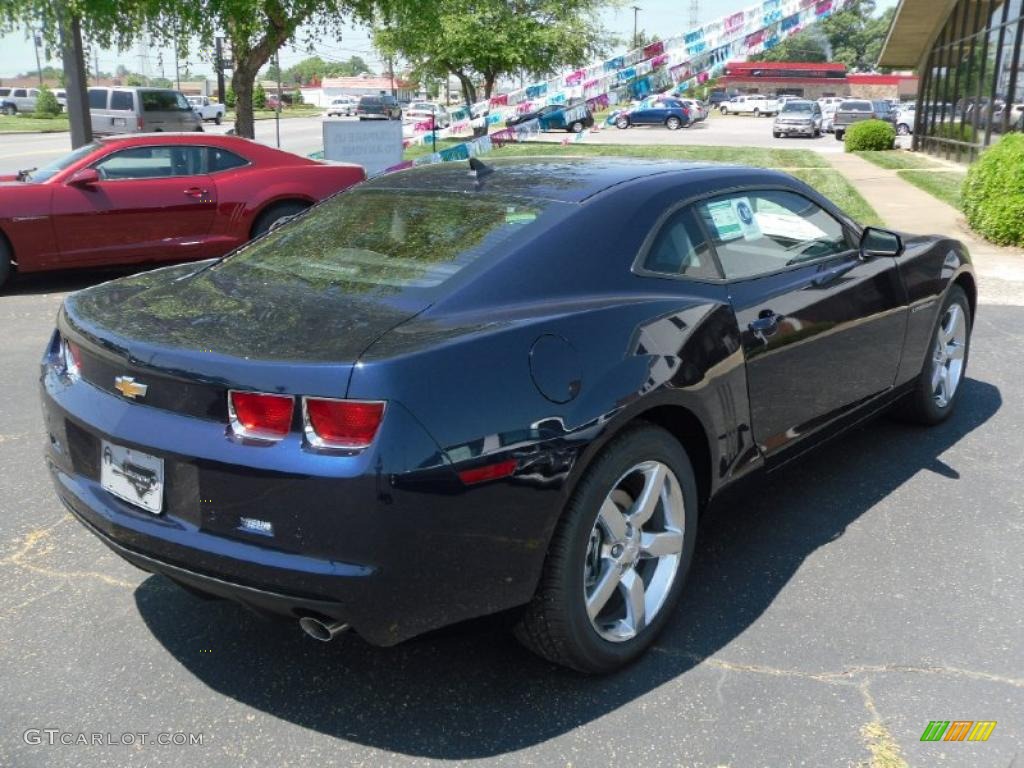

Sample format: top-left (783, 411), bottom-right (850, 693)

top-left (298, 616), bottom-right (350, 642)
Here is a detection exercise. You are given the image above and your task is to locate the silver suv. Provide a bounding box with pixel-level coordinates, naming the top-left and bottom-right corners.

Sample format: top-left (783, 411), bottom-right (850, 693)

top-left (88, 87), bottom-right (203, 135)
top-left (772, 99), bottom-right (823, 138)
top-left (1, 87), bottom-right (40, 115)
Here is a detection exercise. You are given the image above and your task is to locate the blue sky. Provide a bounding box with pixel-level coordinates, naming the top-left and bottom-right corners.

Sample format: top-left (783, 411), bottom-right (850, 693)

top-left (0, 0), bottom-right (900, 79)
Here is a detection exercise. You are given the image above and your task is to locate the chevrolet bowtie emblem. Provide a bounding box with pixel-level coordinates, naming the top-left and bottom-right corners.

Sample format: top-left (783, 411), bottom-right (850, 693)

top-left (114, 376), bottom-right (148, 399)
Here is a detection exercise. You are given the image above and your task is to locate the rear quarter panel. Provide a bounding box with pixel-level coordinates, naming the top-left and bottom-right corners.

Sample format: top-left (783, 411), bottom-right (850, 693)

top-left (210, 163), bottom-right (365, 240)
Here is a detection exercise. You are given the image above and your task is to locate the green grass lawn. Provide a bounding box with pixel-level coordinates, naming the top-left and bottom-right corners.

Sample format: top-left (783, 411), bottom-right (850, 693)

top-left (898, 170), bottom-right (966, 211)
top-left (854, 150), bottom-right (941, 170)
top-left (403, 141), bottom-right (877, 224)
top-left (404, 139), bottom-right (828, 168)
top-left (789, 168), bottom-right (883, 226)
top-left (0, 114), bottom-right (69, 133)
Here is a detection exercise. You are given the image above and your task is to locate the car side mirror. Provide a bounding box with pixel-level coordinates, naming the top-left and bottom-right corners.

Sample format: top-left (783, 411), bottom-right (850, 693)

top-left (68, 168), bottom-right (100, 188)
top-left (860, 226), bottom-right (903, 258)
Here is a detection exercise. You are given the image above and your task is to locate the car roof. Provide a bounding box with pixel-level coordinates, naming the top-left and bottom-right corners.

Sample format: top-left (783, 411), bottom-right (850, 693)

top-left (93, 133), bottom-right (313, 164)
top-left (362, 156), bottom-right (755, 204)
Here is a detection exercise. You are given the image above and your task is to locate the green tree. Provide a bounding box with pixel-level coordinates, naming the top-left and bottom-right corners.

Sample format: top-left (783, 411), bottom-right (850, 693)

top-left (292, 87), bottom-right (303, 104)
top-left (225, 84), bottom-right (237, 108)
top-left (279, 55), bottom-right (372, 85)
top-left (373, 0), bottom-right (608, 110)
top-left (823, 0), bottom-right (896, 71)
top-left (753, 29), bottom-right (829, 63)
top-left (36, 85), bottom-right (62, 115)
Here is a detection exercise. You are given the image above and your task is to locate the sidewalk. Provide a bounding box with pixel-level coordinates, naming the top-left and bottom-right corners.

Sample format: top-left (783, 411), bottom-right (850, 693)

top-left (827, 151), bottom-right (1024, 306)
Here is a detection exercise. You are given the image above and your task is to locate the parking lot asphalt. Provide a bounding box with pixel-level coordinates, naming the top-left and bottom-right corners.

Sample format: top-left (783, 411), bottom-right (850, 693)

top-left (0, 263), bottom-right (1022, 768)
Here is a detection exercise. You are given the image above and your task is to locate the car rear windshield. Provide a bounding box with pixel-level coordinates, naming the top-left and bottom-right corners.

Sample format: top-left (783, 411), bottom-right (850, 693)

top-left (840, 101), bottom-right (873, 112)
top-left (782, 101), bottom-right (814, 112)
top-left (214, 189), bottom-right (562, 296)
top-left (359, 96), bottom-right (382, 106)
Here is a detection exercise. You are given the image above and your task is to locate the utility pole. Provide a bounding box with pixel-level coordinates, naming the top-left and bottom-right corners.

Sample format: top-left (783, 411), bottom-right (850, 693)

top-left (59, 13), bottom-right (92, 148)
top-left (174, 40), bottom-right (180, 91)
top-left (632, 6), bottom-right (641, 50)
top-left (689, 0), bottom-right (700, 30)
top-left (387, 55), bottom-right (396, 97)
top-left (215, 36), bottom-right (226, 105)
top-left (92, 46), bottom-right (100, 83)
top-left (274, 51), bottom-right (281, 148)
top-left (32, 28), bottom-right (44, 86)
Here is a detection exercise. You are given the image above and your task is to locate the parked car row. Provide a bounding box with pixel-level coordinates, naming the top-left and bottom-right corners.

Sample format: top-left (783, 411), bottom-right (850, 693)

top-left (0, 86), bottom-right (68, 115)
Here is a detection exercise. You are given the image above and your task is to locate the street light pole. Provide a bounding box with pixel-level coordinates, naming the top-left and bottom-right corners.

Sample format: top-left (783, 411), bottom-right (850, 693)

top-left (632, 6), bottom-right (641, 50)
top-left (32, 28), bottom-right (44, 86)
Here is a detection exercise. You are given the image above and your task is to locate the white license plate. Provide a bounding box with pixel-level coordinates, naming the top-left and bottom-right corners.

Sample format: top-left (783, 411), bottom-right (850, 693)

top-left (100, 440), bottom-right (164, 514)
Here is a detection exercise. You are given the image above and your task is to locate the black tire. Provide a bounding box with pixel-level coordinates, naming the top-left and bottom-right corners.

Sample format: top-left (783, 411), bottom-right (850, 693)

top-left (665, 116), bottom-right (682, 130)
top-left (719, 106), bottom-right (728, 115)
top-left (2, 105), bottom-right (16, 116)
top-left (615, 117), bottom-right (630, 130)
top-left (814, 127), bottom-right (821, 137)
top-left (250, 200), bottom-right (311, 239)
top-left (0, 236), bottom-right (12, 292)
top-left (895, 285), bottom-right (972, 425)
top-left (753, 108), bottom-right (760, 118)
top-left (897, 123), bottom-right (910, 135)
top-left (514, 424), bottom-right (699, 673)
top-left (214, 114), bottom-right (222, 125)
top-left (773, 131), bottom-right (781, 139)
top-left (194, 125), bottom-right (204, 132)
top-left (568, 121), bottom-right (584, 133)
top-left (835, 131), bottom-right (844, 141)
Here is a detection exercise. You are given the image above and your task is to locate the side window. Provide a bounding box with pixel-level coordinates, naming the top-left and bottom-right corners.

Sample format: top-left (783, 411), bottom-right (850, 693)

top-left (88, 89), bottom-right (108, 109)
top-left (207, 147), bottom-right (248, 172)
top-left (13, 89), bottom-right (26, 98)
top-left (641, 207), bottom-right (719, 279)
top-left (94, 146), bottom-right (206, 180)
top-left (110, 91), bottom-right (133, 111)
top-left (696, 190), bottom-right (851, 280)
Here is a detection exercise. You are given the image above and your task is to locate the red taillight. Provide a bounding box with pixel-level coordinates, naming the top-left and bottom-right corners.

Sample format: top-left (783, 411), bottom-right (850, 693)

top-left (229, 390), bottom-right (294, 441)
top-left (458, 459), bottom-right (518, 486)
top-left (62, 338), bottom-right (82, 377)
top-left (303, 398), bottom-right (384, 450)
top-left (136, 116), bottom-right (144, 131)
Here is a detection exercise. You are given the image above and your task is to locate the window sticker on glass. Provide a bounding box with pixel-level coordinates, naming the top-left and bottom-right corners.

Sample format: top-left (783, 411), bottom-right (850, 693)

top-left (734, 198), bottom-right (762, 242)
top-left (706, 199), bottom-right (744, 241)
top-left (755, 212), bottom-right (827, 241)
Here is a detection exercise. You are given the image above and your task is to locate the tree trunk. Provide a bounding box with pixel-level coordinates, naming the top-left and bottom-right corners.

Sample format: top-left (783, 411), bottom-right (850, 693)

top-left (232, 67), bottom-right (256, 138)
top-left (59, 13), bottom-right (92, 148)
top-left (483, 73), bottom-right (496, 100)
top-left (454, 70), bottom-right (476, 113)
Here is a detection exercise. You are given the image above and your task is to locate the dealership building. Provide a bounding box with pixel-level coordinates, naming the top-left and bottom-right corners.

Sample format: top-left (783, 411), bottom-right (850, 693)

top-left (717, 61), bottom-right (919, 101)
top-left (880, 0), bottom-right (1024, 161)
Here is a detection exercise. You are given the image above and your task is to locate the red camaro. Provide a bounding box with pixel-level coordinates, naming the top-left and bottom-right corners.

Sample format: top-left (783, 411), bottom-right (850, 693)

top-left (0, 133), bottom-right (365, 290)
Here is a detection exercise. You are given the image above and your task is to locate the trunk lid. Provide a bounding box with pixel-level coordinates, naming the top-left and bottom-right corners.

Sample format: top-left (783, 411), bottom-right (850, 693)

top-left (62, 260), bottom-right (427, 410)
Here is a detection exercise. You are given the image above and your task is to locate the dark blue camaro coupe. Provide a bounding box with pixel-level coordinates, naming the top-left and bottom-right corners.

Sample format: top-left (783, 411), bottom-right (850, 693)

top-left (41, 157), bottom-right (975, 672)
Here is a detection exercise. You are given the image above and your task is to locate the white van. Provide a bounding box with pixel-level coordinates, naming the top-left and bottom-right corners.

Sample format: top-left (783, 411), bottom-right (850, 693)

top-left (88, 87), bottom-right (203, 135)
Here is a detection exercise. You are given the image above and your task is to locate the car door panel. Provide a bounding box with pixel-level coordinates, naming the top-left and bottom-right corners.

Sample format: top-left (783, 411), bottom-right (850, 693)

top-left (50, 146), bottom-right (218, 266)
top-left (730, 256), bottom-right (906, 457)
top-left (696, 189), bottom-right (907, 459)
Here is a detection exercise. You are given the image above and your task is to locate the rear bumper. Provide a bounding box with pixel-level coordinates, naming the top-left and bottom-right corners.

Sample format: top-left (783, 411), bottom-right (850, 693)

top-left (41, 360), bottom-right (559, 646)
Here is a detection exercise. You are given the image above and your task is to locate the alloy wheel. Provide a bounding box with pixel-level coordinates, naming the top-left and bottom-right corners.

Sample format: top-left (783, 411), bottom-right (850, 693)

top-left (931, 303), bottom-right (967, 408)
top-left (583, 461), bottom-right (685, 643)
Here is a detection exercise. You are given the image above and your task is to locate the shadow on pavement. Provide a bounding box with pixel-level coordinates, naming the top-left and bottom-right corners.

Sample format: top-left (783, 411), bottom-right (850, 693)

top-left (134, 377), bottom-right (1001, 759)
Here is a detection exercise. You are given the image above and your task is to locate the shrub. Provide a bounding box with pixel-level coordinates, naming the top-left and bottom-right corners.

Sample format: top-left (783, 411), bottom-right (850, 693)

top-left (225, 86), bottom-right (236, 109)
top-left (930, 121), bottom-right (975, 142)
top-left (844, 119), bottom-right (896, 152)
top-left (253, 83), bottom-right (267, 110)
top-left (292, 88), bottom-right (303, 106)
top-left (962, 133), bottom-right (1024, 245)
top-left (35, 85), bottom-right (61, 116)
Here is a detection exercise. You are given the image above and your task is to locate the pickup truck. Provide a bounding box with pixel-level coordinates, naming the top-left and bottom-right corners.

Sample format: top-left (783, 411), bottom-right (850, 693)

top-left (833, 99), bottom-right (897, 140)
top-left (187, 96), bottom-right (226, 125)
top-left (719, 94), bottom-right (780, 117)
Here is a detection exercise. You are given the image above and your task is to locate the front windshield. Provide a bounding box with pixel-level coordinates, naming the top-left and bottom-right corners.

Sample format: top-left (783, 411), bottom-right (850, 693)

top-left (783, 102), bottom-right (813, 113)
top-left (24, 141), bottom-right (100, 183)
